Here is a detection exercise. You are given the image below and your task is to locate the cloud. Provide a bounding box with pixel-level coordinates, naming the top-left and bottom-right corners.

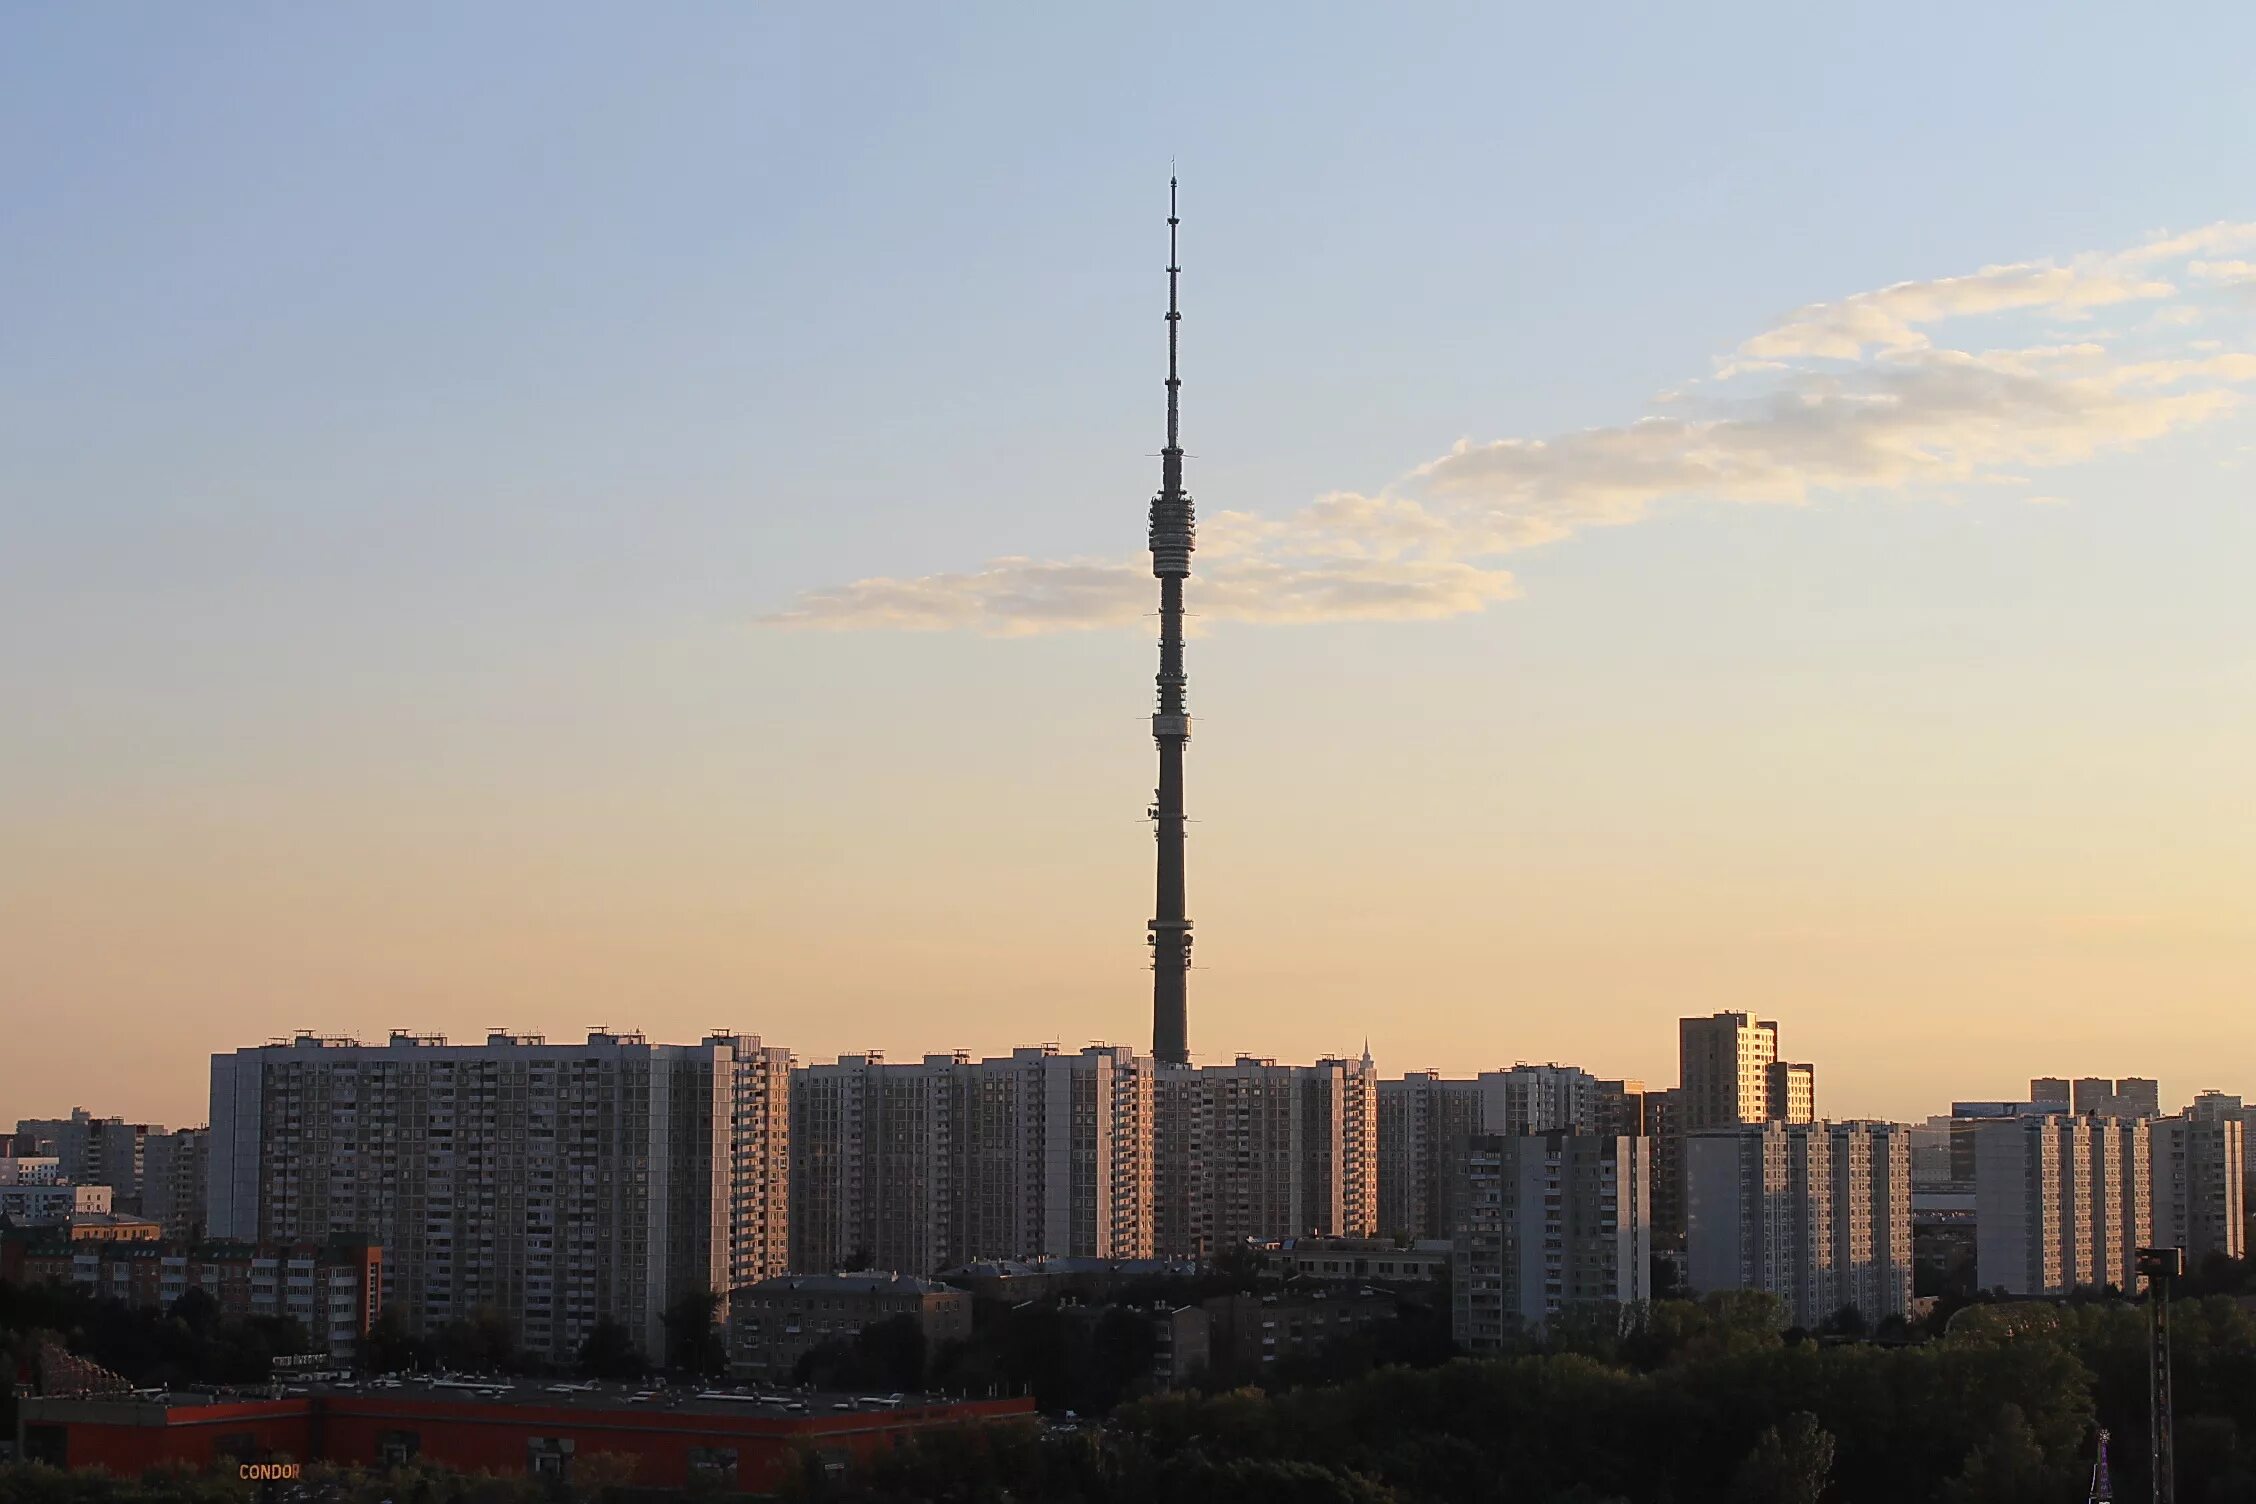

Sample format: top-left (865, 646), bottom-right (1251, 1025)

top-left (765, 222), bottom-right (2256, 635)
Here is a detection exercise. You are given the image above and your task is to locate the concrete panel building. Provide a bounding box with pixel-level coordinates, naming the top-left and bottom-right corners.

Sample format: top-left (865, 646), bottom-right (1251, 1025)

top-left (207, 1030), bottom-right (791, 1362)
top-left (789, 1044), bottom-right (1154, 1275)
top-left (1155, 1053), bottom-right (1377, 1258)
top-left (1973, 1114), bottom-right (2152, 1296)
top-left (728, 1272), bottom-right (969, 1382)
top-left (1686, 1121), bottom-right (1911, 1328)
top-left (1452, 1132), bottom-right (1650, 1349)
top-left (1377, 1067), bottom-right (1648, 1242)
top-left (2152, 1111), bottom-right (2245, 1265)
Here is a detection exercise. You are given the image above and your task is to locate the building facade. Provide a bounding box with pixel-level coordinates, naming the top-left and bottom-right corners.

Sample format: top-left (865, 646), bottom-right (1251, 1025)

top-left (207, 1030), bottom-right (791, 1362)
top-left (789, 1045), bottom-right (1154, 1276)
top-left (1376, 1067), bottom-right (1648, 1242)
top-left (1452, 1132), bottom-right (1651, 1350)
top-left (2151, 1112), bottom-right (2245, 1265)
top-left (140, 1129), bottom-right (210, 1242)
top-left (1972, 1114), bottom-right (2152, 1296)
top-left (13, 1111), bottom-right (159, 1210)
top-left (728, 1272), bottom-right (970, 1381)
top-left (1685, 1121), bottom-right (1911, 1328)
top-left (1155, 1053), bottom-right (1378, 1258)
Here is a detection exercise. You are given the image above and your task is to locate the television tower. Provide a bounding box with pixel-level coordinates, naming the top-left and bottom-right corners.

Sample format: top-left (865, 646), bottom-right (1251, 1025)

top-left (1147, 176), bottom-right (1196, 1066)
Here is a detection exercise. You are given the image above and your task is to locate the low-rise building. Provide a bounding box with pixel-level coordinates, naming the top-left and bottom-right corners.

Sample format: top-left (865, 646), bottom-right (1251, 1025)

top-left (0, 1182), bottom-right (112, 1224)
top-left (1201, 1288), bottom-right (1397, 1377)
top-left (0, 1234), bottom-right (382, 1359)
top-left (1259, 1236), bottom-right (1452, 1284)
top-left (729, 1272), bottom-right (970, 1382)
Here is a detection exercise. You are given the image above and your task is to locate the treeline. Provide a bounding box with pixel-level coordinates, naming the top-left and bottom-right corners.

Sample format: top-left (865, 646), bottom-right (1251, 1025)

top-left (783, 1294), bottom-right (2256, 1504)
top-left (0, 1281), bottom-right (309, 1390)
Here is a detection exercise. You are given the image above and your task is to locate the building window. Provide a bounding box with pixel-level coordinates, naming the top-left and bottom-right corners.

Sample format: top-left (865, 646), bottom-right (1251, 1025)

top-left (378, 1430), bottom-right (420, 1466)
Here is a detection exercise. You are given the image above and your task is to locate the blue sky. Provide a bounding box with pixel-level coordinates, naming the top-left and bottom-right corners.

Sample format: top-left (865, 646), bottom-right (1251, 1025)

top-left (4, 5), bottom-right (2254, 1123)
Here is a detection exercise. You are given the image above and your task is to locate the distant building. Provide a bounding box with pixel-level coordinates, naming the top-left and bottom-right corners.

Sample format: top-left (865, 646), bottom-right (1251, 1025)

top-left (2151, 1113), bottom-right (2245, 1265)
top-left (13, 1111), bottom-right (159, 1209)
top-left (728, 1272), bottom-right (970, 1382)
top-left (2028, 1077), bottom-right (2162, 1120)
top-left (0, 1232), bottom-right (380, 1358)
top-left (789, 1045), bottom-right (1155, 1276)
top-left (208, 1029), bottom-right (791, 1364)
top-left (2187, 1092), bottom-right (2256, 1216)
top-left (1452, 1133), bottom-right (1651, 1350)
top-left (1686, 1121), bottom-right (1911, 1328)
top-left (140, 1129), bottom-right (209, 1241)
top-left (1260, 1236), bottom-right (1451, 1285)
top-left (0, 1156), bottom-right (65, 1185)
top-left (1155, 1053), bottom-right (1378, 1257)
top-left (1376, 1068), bottom-right (1648, 1241)
top-left (1376, 1073), bottom-right (1484, 1241)
top-left (0, 1182), bottom-right (112, 1224)
top-left (1202, 1288), bottom-right (1397, 1377)
top-left (1765, 1062), bottom-right (1817, 1124)
top-left (1973, 1115), bottom-right (2151, 1296)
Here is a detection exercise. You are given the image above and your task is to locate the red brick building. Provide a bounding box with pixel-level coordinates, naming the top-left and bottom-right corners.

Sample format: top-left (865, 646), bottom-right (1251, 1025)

top-left (18, 1383), bottom-right (1035, 1494)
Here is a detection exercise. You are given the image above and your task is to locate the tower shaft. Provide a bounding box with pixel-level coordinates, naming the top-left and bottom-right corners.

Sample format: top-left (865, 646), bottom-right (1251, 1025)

top-left (1147, 178), bottom-right (1195, 1065)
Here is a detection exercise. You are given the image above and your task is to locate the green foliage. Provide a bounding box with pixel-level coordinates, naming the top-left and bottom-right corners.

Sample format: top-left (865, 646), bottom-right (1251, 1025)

top-left (1733, 1412), bottom-right (1836, 1504)
top-left (0, 1278), bottom-right (312, 1388)
top-left (661, 1288), bottom-right (726, 1376)
top-left (575, 1316), bottom-right (647, 1381)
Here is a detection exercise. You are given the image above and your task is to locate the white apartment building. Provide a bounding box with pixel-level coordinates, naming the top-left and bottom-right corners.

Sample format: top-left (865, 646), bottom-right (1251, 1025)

top-left (0, 1156), bottom-right (65, 1185)
top-left (207, 1029), bottom-right (791, 1362)
top-left (1686, 1121), bottom-right (1912, 1328)
top-left (2151, 1111), bottom-right (2245, 1265)
top-left (1155, 1053), bottom-right (1378, 1258)
top-left (1451, 1133), bottom-right (1650, 1349)
top-left (789, 1044), bottom-right (1154, 1275)
top-left (1972, 1114), bottom-right (2152, 1296)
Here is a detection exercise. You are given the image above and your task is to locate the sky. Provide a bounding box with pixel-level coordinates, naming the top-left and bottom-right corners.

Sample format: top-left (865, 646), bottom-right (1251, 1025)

top-left (3, 4), bottom-right (2253, 1128)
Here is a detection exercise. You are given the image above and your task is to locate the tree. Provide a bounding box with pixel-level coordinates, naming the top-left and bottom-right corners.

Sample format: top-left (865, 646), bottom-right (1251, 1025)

top-left (1939, 1404), bottom-right (2075, 1504)
top-left (1733, 1411), bottom-right (1836, 1504)
top-left (663, 1288), bottom-right (727, 1376)
top-left (577, 1317), bottom-right (646, 1381)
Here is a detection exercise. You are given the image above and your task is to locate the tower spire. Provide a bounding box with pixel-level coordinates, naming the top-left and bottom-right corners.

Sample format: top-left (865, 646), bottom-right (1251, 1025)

top-left (1147, 176), bottom-right (1196, 1066)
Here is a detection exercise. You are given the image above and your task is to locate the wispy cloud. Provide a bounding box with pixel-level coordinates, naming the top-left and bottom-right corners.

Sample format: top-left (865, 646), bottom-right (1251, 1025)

top-left (764, 222), bottom-right (2256, 635)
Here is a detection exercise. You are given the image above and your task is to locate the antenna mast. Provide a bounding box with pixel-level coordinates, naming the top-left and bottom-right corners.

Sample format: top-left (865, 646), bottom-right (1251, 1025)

top-left (1147, 176), bottom-right (1196, 1066)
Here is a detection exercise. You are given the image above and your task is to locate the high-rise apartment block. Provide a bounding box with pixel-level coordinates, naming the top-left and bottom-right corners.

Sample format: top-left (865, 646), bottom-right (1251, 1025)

top-left (1686, 1121), bottom-right (1911, 1328)
top-left (1376, 1073), bottom-right (1484, 1242)
top-left (789, 1045), bottom-right (1154, 1275)
top-left (1678, 1014), bottom-right (1779, 1130)
top-left (1972, 1114), bottom-right (2152, 1296)
top-left (140, 1129), bottom-right (209, 1241)
top-left (1451, 1133), bottom-right (1650, 1349)
top-left (14, 1111), bottom-right (159, 1210)
top-left (1375, 1068), bottom-right (1649, 1241)
top-left (1155, 1054), bottom-right (1378, 1258)
top-left (2032, 1077), bottom-right (2160, 1119)
top-left (208, 1030), bottom-right (790, 1362)
top-left (1661, 1014), bottom-right (1815, 1248)
top-left (2151, 1111), bottom-right (2245, 1265)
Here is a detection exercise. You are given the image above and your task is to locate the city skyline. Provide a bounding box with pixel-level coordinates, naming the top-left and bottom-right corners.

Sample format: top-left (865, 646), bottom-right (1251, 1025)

top-left (6, 6), bottom-right (2255, 1128)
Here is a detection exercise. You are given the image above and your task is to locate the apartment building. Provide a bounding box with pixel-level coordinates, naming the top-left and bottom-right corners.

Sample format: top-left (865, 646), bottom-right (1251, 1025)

top-left (1451, 1132), bottom-right (1650, 1350)
top-left (728, 1272), bottom-right (969, 1381)
top-left (1972, 1114), bottom-right (2152, 1296)
top-left (1686, 1121), bottom-right (1911, 1328)
top-left (1155, 1053), bottom-right (1378, 1258)
top-left (1375, 1067), bottom-right (1648, 1241)
top-left (2151, 1111), bottom-right (2245, 1264)
top-left (207, 1029), bottom-right (791, 1362)
top-left (789, 1044), bottom-right (1154, 1275)
top-left (0, 1233), bottom-right (381, 1359)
